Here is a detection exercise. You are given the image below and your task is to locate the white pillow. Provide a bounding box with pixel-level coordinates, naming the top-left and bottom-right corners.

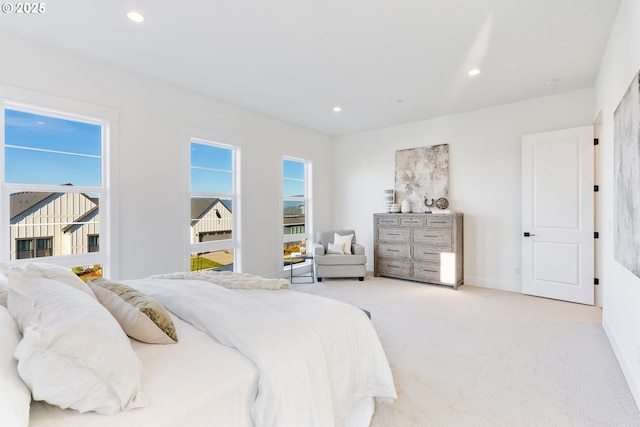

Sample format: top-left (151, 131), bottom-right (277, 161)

top-left (7, 273), bottom-right (147, 415)
top-left (0, 273), bottom-right (8, 307)
top-left (0, 264), bottom-right (26, 308)
top-left (0, 305), bottom-right (31, 427)
top-left (88, 278), bottom-right (178, 344)
top-left (23, 262), bottom-right (97, 300)
top-left (334, 233), bottom-right (354, 255)
top-left (327, 242), bottom-right (345, 254)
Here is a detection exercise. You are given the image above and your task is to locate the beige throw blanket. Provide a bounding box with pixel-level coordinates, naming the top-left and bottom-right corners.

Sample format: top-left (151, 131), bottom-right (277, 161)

top-left (146, 270), bottom-right (289, 290)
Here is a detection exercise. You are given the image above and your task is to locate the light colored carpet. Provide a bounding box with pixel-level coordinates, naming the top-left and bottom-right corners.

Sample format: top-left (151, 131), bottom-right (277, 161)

top-left (294, 276), bottom-right (640, 427)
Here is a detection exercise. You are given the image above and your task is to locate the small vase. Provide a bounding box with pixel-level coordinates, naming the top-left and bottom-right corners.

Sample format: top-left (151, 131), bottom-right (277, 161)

top-left (401, 200), bottom-right (411, 213)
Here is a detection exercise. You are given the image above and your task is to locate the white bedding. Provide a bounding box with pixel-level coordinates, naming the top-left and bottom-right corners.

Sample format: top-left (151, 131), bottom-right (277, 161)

top-left (26, 275), bottom-right (396, 427)
top-left (129, 278), bottom-right (396, 426)
top-left (30, 313), bottom-right (258, 426)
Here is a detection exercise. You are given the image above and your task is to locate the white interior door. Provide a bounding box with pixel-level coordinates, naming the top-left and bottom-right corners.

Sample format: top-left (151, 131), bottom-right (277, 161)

top-left (522, 126), bottom-right (594, 305)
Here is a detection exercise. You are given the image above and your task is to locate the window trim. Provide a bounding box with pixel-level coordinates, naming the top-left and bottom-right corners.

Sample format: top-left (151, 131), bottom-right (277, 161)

top-left (188, 135), bottom-right (242, 272)
top-left (282, 156), bottom-right (312, 269)
top-left (0, 88), bottom-right (117, 275)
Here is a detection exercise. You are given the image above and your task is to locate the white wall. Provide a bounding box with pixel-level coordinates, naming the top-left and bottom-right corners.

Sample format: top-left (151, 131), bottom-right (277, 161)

top-left (333, 89), bottom-right (595, 292)
top-left (0, 31), bottom-right (334, 279)
top-left (594, 0), bottom-right (640, 407)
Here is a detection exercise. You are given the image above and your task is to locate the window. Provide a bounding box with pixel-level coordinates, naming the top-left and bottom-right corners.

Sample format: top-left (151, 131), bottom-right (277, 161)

top-left (190, 139), bottom-right (240, 272)
top-left (1, 99), bottom-right (111, 278)
top-left (88, 235), bottom-right (99, 253)
top-left (283, 157), bottom-right (311, 267)
top-left (16, 237), bottom-right (52, 259)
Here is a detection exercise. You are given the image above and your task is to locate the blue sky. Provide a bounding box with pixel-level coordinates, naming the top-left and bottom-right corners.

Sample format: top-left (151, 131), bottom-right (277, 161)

top-left (5, 109), bottom-right (305, 197)
top-left (4, 109), bottom-right (102, 187)
top-left (283, 159), bottom-right (305, 198)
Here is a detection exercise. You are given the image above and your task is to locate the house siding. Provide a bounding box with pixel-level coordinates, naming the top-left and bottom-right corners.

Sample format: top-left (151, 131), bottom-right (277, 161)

top-left (10, 192), bottom-right (99, 259)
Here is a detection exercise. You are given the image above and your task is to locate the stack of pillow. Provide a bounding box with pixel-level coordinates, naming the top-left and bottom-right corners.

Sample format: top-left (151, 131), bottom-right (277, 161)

top-left (0, 263), bottom-right (179, 426)
top-left (326, 233), bottom-right (354, 255)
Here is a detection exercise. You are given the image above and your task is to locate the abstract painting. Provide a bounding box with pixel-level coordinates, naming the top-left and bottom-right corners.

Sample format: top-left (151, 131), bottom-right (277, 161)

top-left (395, 144), bottom-right (449, 213)
top-left (614, 71), bottom-right (640, 278)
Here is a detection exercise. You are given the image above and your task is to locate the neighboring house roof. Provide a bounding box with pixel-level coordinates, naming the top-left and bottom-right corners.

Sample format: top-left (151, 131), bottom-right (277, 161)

top-left (283, 214), bottom-right (304, 226)
top-left (190, 198), bottom-right (232, 227)
top-left (10, 191), bottom-right (56, 222)
top-left (60, 206), bottom-right (99, 234)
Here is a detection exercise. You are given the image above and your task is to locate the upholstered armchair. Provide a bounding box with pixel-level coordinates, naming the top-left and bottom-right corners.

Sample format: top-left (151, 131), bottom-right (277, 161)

top-left (313, 229), bottom-right (367, 281)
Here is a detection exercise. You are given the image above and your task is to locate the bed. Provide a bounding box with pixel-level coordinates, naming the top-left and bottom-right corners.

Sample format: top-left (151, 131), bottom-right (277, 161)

top-left (0, 264), bottom-right (396, 427)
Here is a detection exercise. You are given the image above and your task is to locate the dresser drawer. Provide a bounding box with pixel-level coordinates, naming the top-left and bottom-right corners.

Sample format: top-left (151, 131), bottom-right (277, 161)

top-left (413, 261), bottom-right (440, 282)
top-left (377, 259), bottom-right (411, 276)
top-left (413, 245), bottom-right (452, 262)
top-left (377, 216), bottom-right (399, 226)
top-left (377, 243), bottom-right (410, 258)
top-left (413, 228), bottom-right (451, 245)
top-left (427, 215), bottom-right (452, 228)
top-left (400, 216), bottom-right (425, 227)
top-left (378, 228), bottom-right (411, 242)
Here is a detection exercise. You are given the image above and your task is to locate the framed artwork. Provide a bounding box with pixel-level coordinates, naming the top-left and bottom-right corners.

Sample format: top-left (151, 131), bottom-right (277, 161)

top-left (394, 144), bottom-right (449, 213)
top-left (613, 71), bottom-right (640, 278)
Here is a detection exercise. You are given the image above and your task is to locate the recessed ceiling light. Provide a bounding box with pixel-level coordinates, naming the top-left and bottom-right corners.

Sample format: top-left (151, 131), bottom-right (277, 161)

top-left (332, 106), bottom-right (342, 113)
top-left (127, 10), bottom-right (145, 23)
top-left (468, 68), bottom-right (481, 76)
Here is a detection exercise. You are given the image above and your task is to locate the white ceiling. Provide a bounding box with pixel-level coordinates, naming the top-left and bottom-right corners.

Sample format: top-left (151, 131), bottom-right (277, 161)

top-left (0, 0), bottom-right (621, 136)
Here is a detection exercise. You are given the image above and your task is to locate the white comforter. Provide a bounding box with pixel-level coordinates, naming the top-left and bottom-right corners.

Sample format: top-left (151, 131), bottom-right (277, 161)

top-left (127, 277), bottom-right (396, 427)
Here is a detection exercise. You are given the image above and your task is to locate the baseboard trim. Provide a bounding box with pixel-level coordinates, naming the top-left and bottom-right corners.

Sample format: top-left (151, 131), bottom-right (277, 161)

top-left (463, 275), bottom-right (521, 293)
top-left (603, 314), bottom-right (640, 411)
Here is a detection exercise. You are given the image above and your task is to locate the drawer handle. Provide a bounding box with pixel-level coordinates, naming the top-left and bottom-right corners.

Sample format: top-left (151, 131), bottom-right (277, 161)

top-left (420, 269), bottom-right (438, 273)
top-left (387, 233), bottom-right (400, 236)
top-left (387, 249), bottom-right (400, 252)
top-left (388, 265), bottom-right (401, 269)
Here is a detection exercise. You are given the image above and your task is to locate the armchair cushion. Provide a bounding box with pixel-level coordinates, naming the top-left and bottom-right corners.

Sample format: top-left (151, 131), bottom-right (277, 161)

top-left (315, 254), bottom-right (367, 266)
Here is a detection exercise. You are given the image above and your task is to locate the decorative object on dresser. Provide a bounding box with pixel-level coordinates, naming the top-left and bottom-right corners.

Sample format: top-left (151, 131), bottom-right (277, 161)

top-left (435, 197), bottom-right (449, 210)
top-left (424, 198), bottom-right (434, 213)
top-left (374, 213), bottom-right (463, 289)
top-left (384, 189), bottom-right (395, 213)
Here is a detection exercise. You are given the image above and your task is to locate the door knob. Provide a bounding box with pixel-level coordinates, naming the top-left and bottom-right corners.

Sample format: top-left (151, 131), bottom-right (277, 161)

top-left (523, 232), bottom-right (536, 237)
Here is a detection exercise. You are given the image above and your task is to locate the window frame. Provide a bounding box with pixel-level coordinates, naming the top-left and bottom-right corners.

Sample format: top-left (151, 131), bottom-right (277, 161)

top-left (0, 91), bottom-right (116, 275)
top-left (282, 156), bottom-right (312, 269)
top-left (188, 136), bottom-right (242, 272)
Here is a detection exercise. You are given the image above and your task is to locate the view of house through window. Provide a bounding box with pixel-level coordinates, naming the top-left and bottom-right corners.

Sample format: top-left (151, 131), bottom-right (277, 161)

top-left (2, 105), bottom-right (108, 278)
top-left (283, 157), bottom-right (311, 267)
top-left (190, 140), bottom-right (238, 272)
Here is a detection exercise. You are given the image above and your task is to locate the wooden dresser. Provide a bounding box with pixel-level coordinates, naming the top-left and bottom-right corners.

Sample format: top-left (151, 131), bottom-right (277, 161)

top-left (373, 213), bottom-right (463, 289)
